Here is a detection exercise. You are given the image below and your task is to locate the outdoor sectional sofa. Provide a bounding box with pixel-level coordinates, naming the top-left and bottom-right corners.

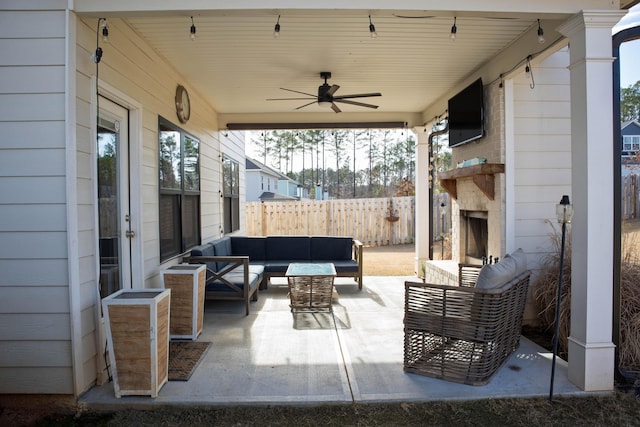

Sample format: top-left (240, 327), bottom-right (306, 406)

top-left (186, 235), bottom-right (363, 315)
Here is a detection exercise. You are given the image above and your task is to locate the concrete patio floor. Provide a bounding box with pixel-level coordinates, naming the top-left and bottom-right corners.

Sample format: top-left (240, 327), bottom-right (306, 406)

top-left (80, 276), bottom-right (594, 409)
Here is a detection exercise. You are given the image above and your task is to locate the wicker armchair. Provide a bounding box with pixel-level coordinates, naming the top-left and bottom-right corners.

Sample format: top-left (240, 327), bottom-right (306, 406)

top-left (403, 270), bottom-right (530, 385)
top-left (458, 263), bottom-right (483, 287)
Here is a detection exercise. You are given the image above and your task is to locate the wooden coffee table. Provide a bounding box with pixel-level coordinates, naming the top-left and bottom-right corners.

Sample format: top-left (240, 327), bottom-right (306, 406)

top-left (285, 263), bottom-right (336, 312)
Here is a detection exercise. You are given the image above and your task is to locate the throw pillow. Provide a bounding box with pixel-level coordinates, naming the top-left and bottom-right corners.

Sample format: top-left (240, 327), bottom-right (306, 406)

top-left (474, 255), bottom-right (517, 290)
top-left (504, 248), bottom-right (528, 276)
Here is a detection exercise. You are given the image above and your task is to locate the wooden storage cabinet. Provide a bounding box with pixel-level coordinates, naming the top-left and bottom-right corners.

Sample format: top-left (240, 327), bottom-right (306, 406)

top-left (161, 264), bottom-right (206, 340)
top-left (102, 289), bottom-right (171, 398)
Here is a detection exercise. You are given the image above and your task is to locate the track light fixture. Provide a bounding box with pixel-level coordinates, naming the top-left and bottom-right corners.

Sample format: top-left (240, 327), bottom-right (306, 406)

top-left (450, 17), bottom-right (457, 41)
top-left (369, 15), bottom-right (377, 38)
top-left (537, 19), bottom-right (545, 44)
top-left (190, 16), bottom-right (196, 41)
top-left (273, 15), bottom-right (281, 38)
top-left (101, 19), bottom-right (109, 43)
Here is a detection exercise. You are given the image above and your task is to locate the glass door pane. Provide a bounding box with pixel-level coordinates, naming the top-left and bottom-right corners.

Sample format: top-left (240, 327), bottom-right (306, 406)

top-left (98, 99), bottom-right (129, 298)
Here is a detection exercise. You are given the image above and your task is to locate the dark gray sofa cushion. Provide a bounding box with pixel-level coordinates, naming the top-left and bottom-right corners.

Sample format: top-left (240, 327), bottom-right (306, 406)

top-left (205, 268), bottom-right (263, 293)
top-left (191, 242), bottom-right (214, 257)
top-left (262, 261), bottom-right (292, 273)
top-left (190, 243), bottom-right (217, 274)
top-left (231, 236), bottom-right (267, 261)
top-left (311, 236), bottom-right (352, 261)
top-left (321, 260), bottom-right (359, 273)
top-left (212, 237), bottom-right (232, 271)
top-left (266, 236), bottom-right (311, 261)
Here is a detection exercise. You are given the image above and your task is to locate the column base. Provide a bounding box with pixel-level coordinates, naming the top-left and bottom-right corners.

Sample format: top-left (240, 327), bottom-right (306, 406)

top-left (567, 336), bottom-right (615, 391)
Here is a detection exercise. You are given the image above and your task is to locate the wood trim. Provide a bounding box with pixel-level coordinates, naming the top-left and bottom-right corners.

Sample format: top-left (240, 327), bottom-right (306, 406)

top-left (438, 163), bottom-right (505, 200)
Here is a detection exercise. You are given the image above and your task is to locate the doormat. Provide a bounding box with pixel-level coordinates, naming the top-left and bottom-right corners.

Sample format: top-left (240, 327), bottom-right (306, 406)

top-left (168, 341), bottom-right (211, 381)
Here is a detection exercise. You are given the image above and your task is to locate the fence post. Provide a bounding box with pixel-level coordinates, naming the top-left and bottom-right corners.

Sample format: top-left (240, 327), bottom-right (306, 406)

top-left (633, 175), bottom-right (637, 220)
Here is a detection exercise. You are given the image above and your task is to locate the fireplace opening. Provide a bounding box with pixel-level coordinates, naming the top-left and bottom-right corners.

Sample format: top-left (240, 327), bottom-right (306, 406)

top-left (462, 210), bottom-right (488, 263)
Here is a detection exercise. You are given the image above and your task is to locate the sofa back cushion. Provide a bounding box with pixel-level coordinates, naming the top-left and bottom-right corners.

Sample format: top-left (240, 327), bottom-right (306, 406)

top-left (190, 243), bottom-right (217, 274)
top-left (266, 236), bottom-right (311, 261)
top-left (311, 236), bottom-right (352, 261)
top-left (212, 237), bottom-right (232, 271)
top-left (231, 237), bottom-right (266, 261)
top-left (191, 243), bottom-right (214, 257)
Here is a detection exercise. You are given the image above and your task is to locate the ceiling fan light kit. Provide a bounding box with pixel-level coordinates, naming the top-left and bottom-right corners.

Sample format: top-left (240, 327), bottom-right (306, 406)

top-left (267, 71), bottom-right (381, 113)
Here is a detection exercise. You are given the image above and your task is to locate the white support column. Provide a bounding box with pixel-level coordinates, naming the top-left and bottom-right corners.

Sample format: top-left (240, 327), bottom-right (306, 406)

top-left (558, 10), bottom-right (626, 391)
top-left (414, 127), bottom-right (431, 274)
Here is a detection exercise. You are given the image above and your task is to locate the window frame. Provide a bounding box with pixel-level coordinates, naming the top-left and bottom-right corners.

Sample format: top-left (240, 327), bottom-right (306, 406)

top-left (158, 116), bottom-right (201, 262)
top-left (623, 135), bottom-right (640, 153)
top-left (223, 155), bottom-right (240, 233)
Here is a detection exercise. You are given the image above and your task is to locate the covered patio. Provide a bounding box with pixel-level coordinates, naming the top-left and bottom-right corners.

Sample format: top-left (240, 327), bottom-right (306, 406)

top-left (80, 276), bottom-right (587, 408)
top-left (0, 0), bottom-right (635, 400)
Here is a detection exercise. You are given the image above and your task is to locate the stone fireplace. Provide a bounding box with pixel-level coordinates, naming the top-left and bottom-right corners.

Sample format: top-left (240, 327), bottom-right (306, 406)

top-left (437, 160), bottom-right (505, 266)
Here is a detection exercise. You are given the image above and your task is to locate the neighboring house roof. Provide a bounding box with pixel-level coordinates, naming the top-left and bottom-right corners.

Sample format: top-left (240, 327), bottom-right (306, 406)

top-left (258, 191), bottom-right (298, 201)
top-left (246, 156), bottom-right (300, 185)
top-left (245, 157), bottom-right (280, 179)
top-left (622, 119), bottom-right (640, 133)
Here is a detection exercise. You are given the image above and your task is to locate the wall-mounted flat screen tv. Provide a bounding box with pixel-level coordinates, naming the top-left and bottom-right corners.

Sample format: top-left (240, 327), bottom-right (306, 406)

top-left (448, 78), bottom-right (485, 148)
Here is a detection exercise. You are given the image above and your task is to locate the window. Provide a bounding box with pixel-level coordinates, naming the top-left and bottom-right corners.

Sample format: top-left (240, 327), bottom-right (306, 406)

top-left (223, 155), bottom-right (240, 233)
top-left (623, 135), bottom-right (640, 153)
top-left (159, 117), bottom-right (200, 261)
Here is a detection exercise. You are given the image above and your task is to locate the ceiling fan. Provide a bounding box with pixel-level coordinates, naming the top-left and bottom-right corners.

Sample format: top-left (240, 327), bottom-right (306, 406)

top-left (267, 72), bottom-right (381, 113)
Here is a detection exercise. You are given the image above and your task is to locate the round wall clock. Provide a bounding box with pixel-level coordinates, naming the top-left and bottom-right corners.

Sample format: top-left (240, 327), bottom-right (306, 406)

top-left (175, 85), bottom-right (191, 124)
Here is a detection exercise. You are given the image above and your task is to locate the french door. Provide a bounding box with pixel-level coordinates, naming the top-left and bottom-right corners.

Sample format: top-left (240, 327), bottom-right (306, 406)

top-left (97, 97), bottom-right (132, 298)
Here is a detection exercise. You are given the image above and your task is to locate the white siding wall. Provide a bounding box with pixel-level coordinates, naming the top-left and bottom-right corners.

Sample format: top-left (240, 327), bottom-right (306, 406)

top-left (512, 48), bottom-right (571, 270)
top-left (76, 15), bottom-right (232, 392)
top-left (0, 4), bottom-right (240, 395)
top-left (75, 15), bottom-right (228, 286)
top-left (510, 47), bottom-right (572, 322)
top-left (0, 5), bottom-right (74, 393)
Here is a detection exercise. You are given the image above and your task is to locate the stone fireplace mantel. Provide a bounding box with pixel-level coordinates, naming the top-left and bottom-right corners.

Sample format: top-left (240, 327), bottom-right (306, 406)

top-left (438, 163), bottom-right (505, 200)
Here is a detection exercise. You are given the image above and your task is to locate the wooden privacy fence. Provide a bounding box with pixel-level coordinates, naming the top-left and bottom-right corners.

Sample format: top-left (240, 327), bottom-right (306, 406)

top-left (246, 197), bottom-right (415, 246)
top-left (433, 193), bottom-right (451, 238)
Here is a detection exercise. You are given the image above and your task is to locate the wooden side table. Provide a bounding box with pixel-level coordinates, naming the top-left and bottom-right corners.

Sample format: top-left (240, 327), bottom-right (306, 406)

top-left (285, 263), bottom-right (336, 312)
top-left (161, 264), bottom-right (206, 340)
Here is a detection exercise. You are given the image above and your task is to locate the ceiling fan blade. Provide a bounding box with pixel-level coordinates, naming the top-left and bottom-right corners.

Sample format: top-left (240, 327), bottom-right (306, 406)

top-left (326, 84), bottom-right (340, 96)
top-left (266, 97), bottom-right (315, 101)
top-left (331, 103), bottom-right (341, 113)
top-left (334, 99), bottom-right (379, 109)
top-left (294, 100), bottom-right (318, 110)
top-left (333, 92), bottom-right (382, 100)
top-left (279, 87), bottom-right (317, 97)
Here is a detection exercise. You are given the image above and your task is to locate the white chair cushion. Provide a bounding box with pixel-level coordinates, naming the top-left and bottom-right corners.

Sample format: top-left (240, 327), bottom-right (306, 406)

top-left (504, 248), bottom-right (528, 276)
top-left (474, 255), bottom-right (517, 290)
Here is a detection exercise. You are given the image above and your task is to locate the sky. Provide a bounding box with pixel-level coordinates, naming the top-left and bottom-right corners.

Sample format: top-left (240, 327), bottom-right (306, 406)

top-left (616, 4), bottom-right (640, 88)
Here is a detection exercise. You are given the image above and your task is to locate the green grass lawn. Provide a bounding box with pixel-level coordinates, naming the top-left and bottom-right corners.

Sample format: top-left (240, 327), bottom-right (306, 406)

top-left (31, 393), bottom-right (640, 427)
